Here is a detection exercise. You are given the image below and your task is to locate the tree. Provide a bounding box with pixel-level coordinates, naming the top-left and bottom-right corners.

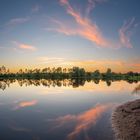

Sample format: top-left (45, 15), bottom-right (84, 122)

top-left (42, 68), bottom-right (48, 73)
top-left (56, 67), bottom-right (62, 73)
top-left (52, 67), bottom-right (56, 73)
top-left (106, 68), bottom-right (112, 78)
top-left (0, 66), bottom-right (6, 74)
top-left (106, 68), bottom-right (111, 74)
top-left (92, 70), bottom-right (100, 78)
top-left (63, 68), bottom-right (67, 73)
top-left (71, 67), bottom-right (85, 77)
top-left (19, 69), bottom-right (23, 74)
top-left (7, 69), bottom-right (10, 74)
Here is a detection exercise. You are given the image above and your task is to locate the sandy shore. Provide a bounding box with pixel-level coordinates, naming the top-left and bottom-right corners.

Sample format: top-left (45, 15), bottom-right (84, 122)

top-left (112, 99), bottom-right (140, 140)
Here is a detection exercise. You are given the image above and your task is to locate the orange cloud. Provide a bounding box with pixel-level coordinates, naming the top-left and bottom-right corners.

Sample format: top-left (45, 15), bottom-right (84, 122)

top-left (19, 43), bottom-right (36, 51)
top-left (12, 41), bottom-right (37, 51)
top-left (132, 63), bottom-right (140, 67)
top-left (14, 100), bottom-right (37, 110)
top-left (49, 0), bottom-right (137, 49)
top-left (47, 0), bottom-right (121, 49)
top-left (119, 18), bottom-right (135, 48)
top-left (49, 104), bottom-right (111, 140)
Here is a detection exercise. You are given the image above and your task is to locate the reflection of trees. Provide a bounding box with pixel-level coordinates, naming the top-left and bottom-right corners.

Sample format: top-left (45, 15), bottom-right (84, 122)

top-left (0, 79), bottom-right (16, 90)
top-left (93, 79), bottom-right (100, 84)
top-left (0, 79), bottom-right (88, 90)
top-left (0, 81), bottom-right (6, 90)
top-left (0, 78), bottom-right (139, 90)
top-left (126, 80), bottom-right (138, 84)
top-left (71, 79), bottom-right (85, 88)
top-left (132, 84), bottom-right (140, 95)
top-left (106, 80), bottom-right (111, 86)
top-left (102, 79), bottom-right (112, 86)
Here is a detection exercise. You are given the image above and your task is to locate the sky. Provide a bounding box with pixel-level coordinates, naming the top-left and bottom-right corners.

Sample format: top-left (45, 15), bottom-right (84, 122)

top-left (0, 0), bottom-right (140, 72)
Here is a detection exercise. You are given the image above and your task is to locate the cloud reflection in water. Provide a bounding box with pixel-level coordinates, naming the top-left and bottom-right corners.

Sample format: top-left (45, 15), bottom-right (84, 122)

top-left (48, 104), bottom-right (112, 140)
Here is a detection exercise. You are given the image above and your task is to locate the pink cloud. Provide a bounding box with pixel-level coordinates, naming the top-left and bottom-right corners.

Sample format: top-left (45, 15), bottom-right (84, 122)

top-left (119, 18), bottom-right (135, 48)
top-left (59, 0), bottom-right (110, 47)
top-left (48, 0), bottom-right (137, 49)
top-left (49, 0), bottom-right (117, 48)
top-left (19, 43), bottom-right (36, 51)
top-left (12, 41), bottom-right (37, 51)
top-left (60, 0), bottom-right (69, 5)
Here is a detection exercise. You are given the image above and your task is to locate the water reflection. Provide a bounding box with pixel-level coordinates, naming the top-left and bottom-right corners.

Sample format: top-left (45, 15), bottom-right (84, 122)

top-left (9, 124), bottom-right (31, 133)
top-left (0, 79), bottom-right (16, 90)
top-left (0, 79), bottom-right (139, 90)
top-left (132, 84), bottom-right (140, 95)
top-left (49, 104), bottom-right (112, 140)
top-left (14, 100), bottom-right (37, 110)
top-left (0, 79), bottom-right (139, 140)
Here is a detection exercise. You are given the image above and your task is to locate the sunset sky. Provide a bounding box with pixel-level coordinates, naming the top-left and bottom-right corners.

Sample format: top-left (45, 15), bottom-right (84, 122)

top-left (0, 0), bottom-right (140, 72)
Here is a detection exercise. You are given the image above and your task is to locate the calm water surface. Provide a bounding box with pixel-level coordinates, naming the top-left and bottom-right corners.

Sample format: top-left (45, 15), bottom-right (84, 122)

top-left (0, 79), bottom-right (139, 140)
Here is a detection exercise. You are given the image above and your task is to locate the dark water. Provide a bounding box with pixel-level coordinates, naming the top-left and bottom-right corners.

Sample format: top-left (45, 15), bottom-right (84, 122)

top-left (0, 79), bottom-right (139, 140)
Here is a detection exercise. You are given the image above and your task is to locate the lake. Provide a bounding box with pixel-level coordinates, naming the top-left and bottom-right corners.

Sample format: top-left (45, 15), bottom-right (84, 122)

top-left (0, 79), bottom-right (139, 140)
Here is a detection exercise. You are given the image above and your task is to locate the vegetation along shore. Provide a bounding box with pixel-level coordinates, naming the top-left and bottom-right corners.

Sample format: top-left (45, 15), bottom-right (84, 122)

top-left (0, 66), bottom-right (140, 82)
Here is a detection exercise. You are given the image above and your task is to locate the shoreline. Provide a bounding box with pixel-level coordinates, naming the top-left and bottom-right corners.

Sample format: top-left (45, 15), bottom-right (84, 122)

top-left (112, 99), bottom-right (140, 140)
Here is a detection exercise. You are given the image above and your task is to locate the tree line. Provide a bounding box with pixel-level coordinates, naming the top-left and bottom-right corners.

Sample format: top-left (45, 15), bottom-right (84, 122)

top-left (0, 66), bottom-right (140, 81)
